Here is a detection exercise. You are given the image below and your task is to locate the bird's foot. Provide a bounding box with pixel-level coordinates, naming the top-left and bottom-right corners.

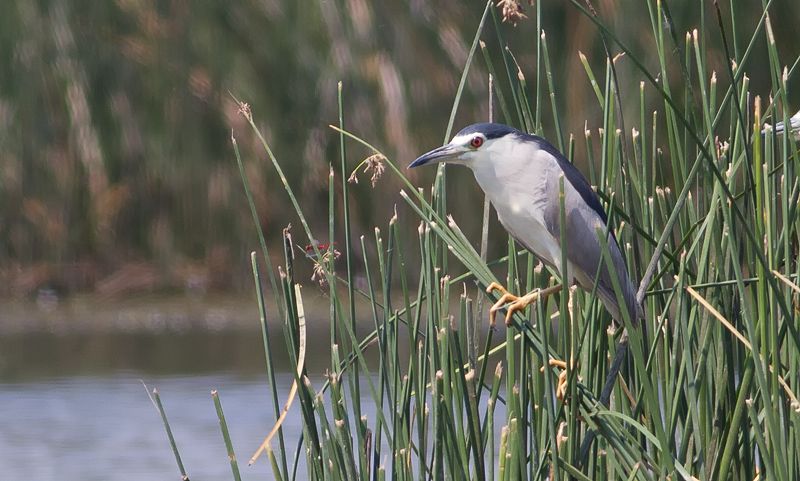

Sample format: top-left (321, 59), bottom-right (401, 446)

top-left (486, 282), bottom-right (562, 327)
top-left (542, 359), bottom-right (573, 403)
top-left (486, 282), bottom-right (521, 327)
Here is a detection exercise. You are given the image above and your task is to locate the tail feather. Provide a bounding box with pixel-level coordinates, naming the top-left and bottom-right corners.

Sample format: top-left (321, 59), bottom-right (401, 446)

top-left (596, 275), bottom-right (642, 326)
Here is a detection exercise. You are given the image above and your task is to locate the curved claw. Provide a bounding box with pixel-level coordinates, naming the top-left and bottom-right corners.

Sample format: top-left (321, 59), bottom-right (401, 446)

top-left (486, 282), bottom-right (518, 327)
top-left (486, 282), bottom-right (562, 327)
top-left (542, 359), bottom-right (572, 403)
top-left (488, 291), bottom-right (520, 327)
top-left (502, 292), bottom-right (541, 326)
top-left (486, 282), bottom-right (543, 326)
top-left (486, 281), bottom-right (510, 296)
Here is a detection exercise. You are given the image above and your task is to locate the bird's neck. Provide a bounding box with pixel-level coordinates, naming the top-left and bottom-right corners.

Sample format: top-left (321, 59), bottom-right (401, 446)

top-left (469, 149), bottom-right (544, 203)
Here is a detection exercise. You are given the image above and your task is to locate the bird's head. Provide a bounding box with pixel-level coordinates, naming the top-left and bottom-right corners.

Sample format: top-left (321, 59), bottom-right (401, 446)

top-left (409, 122), bottom-right (519, 169)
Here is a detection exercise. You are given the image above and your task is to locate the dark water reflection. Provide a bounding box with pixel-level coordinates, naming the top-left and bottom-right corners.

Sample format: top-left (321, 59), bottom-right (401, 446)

top-left (0, 326), bottom-right (388, 381)
top-left (0, 295), bottom-right (395, 381)
top-left (0, 329), bottom-right (274, 380)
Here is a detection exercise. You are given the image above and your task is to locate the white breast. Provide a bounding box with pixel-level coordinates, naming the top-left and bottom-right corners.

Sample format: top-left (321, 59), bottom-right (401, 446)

top-left (470, 146), bottom-right (564, 272)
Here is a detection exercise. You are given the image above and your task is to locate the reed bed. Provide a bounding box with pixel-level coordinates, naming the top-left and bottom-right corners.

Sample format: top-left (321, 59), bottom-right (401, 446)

top-left (154, 1), bottom-right (799, 479)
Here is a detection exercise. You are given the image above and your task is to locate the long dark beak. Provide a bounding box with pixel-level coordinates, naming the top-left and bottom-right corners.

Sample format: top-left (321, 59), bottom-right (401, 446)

top-left (408, 144), bottom-right (458, 168)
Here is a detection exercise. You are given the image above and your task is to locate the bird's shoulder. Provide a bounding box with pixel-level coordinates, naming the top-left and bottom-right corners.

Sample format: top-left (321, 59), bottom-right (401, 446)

top-left (518, 132), bottom-right (608, 225)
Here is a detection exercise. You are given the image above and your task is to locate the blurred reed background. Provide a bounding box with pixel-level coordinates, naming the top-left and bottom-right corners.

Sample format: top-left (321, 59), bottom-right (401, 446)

top-left (2, 0), bottom-right (797, 301)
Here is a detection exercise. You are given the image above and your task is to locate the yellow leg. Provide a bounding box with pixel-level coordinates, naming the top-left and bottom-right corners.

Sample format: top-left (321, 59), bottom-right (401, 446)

top-left (485, 282), bottom-right (562, 327)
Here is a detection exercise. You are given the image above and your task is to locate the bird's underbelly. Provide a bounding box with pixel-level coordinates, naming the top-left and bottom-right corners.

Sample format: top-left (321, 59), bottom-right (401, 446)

top-left (473, 160), bottom-right (573, 278)
top-left (493, 200), bottom-right (562, 269)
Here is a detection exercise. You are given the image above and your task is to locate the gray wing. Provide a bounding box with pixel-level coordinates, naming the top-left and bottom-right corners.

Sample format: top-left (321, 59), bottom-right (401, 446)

top-left (541, 171), bottom-right (642, 324)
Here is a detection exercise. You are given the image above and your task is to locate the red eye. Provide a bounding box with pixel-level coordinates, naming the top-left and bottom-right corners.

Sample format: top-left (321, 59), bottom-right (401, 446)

top-left (470, 136), bottom-right (484, 148)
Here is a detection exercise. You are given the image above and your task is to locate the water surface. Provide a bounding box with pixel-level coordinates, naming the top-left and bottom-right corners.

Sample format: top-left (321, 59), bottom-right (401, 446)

top-left (0, 373), bottom-right (300, 481)
top-left (0, 299), bottom-right (497, 480)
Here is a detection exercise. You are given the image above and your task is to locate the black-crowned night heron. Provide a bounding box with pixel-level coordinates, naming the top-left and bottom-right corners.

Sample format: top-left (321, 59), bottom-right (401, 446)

top-left (410, 122), bottom-right (642, 326)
